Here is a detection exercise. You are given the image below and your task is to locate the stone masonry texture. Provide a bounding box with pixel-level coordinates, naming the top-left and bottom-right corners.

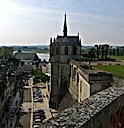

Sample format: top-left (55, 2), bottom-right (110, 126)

top-left (41, 82), bottom-right (124, 128)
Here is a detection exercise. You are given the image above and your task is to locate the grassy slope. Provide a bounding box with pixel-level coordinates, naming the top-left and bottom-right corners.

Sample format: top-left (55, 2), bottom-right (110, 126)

top-left (108, 55), bottom-right (124, 60)
top-left (93, 65), bottom-right (124, 77)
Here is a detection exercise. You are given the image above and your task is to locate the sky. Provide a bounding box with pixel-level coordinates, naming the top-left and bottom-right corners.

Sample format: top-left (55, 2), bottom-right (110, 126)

top-left (0, 0), bottom-right (124, 46)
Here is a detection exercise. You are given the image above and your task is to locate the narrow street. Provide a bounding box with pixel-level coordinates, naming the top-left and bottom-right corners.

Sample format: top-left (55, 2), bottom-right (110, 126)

top-left (15, 77), bottom-right (52, 128)
top-left (33, 82), bottom-right (52, 122)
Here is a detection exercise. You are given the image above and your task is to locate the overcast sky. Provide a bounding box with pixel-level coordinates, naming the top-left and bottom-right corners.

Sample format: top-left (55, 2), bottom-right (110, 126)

top-left (0, 0), bottom-right (124, 46)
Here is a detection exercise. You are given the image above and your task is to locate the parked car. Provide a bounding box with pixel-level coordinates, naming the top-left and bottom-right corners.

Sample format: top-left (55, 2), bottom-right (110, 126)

top-left (33, 112), bottom-right (43, 117)
top-left (34, 115), bottom-right (41, 119)
top-left (34, 118), bottom-right (42, 123)
top-left (34, 122), bottom-right (41, 125)
top-left (34, 98), bottom-right (43, 102)
top-left (33, 122), bottom-right (41, 128)
top-left (34, 109), bottom-right (45, 114)
top-left (34, 93), bottom-right (42, 97)
top-left (33, 113), bottom-right (46, 120)
top-left (34, 96), bottom-right (43, 102)
top-left (33, 124), bottom-right (41, 128)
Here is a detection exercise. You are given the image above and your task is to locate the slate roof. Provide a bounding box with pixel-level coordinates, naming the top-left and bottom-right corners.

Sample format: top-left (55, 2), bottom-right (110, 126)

top-left (15, 52), bottom-right (40, 61)
top-left (55, 36), bottom-right (79, 43)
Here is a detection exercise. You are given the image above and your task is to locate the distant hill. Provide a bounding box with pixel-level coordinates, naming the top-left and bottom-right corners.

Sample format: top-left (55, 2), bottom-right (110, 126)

top-left (0, 45), bottom-right (50, 53)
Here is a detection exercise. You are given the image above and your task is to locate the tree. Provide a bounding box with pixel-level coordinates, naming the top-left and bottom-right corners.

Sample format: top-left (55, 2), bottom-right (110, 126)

top-left (100, 45), bottom-right (104, 59)
top-left (87, 48), bottom-right (96, 59)
top-left (103, 44), bottom-right (109, 59)
top-left (33, 70), bottom-right (48, 83)
top-left (116, 47), bottom-right (119, 56)
top-left (0, 47), bottom-right (13, 57)
top-left (94, 44), bottom-right (109, 59)
top-left (95, 44), bottom-right (99, 58)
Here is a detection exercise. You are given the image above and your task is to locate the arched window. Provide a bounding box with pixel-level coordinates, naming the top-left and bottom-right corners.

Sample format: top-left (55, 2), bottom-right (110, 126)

top-left (73, 47), bottom-right (77, 55)
top-left (65, 47), bottom-right (68, 55)
top-left (56, 47), bottom-right (59, 54)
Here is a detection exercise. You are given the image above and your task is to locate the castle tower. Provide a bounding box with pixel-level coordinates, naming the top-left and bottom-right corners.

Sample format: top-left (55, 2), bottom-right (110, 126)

top-left (49, 14), bottom-right (81, 109)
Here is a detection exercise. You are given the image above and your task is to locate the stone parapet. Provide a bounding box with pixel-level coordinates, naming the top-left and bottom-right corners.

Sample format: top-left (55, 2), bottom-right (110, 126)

top-left (41, 83), bottom-right (124, 128)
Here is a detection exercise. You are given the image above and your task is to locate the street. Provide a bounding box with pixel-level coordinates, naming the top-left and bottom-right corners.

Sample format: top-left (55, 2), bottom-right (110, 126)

top-left (15, 77), bottom-right (52, 128)
top-left (33, 83), bottom-right (52, 122)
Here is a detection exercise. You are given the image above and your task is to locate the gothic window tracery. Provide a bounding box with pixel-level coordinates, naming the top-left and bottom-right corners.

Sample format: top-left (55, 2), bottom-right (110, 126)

top-left (56, 47), bottom-right (59, 54)
top-left (65, 47), bottom-right (68, 55)
top-left (73, 47), bottom-right (77, 55)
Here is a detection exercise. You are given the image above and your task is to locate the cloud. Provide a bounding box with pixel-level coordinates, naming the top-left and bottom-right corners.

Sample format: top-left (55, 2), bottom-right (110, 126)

top-left (0, 0), bottom-right (124, 46)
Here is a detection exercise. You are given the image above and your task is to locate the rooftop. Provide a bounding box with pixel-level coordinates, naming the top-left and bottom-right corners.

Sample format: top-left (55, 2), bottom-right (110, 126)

top-left (71, 59), bottom-right (111, 75)
top-left (15, 52), bottom-right (40, 61)
top-left (55, 36), bottom-right (79, 43)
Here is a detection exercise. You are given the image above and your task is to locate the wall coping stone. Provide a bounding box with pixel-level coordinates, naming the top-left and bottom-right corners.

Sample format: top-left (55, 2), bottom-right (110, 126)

top-left (41, 83), bottom-right (124, 128)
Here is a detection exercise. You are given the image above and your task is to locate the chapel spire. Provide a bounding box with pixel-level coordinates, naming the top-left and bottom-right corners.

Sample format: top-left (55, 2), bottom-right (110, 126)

top-left (63, 13), bottom-right (67, 37)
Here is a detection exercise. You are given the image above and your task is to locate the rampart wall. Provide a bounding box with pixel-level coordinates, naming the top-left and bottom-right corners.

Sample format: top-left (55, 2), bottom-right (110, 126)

top-left (41, 79), bottom-right (124, 128)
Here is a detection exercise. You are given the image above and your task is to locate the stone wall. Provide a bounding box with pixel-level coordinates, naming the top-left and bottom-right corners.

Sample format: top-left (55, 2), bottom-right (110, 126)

top-left (41, 82), bottom-right (124, 128)
top-left (50, 35), bottom-right (81, 109)
top-left (69, 72), bottom-right (90, 102)
top-left (69, 60), bottom-right (113, 103)
top-left (78, 73), bottom-right (90, 102)
top-left (49, 63), bottom-right (60, 108)
top-left (50, 62), bottom-right (70, 109)
top-left (113, 75), bottom-right (124, 85)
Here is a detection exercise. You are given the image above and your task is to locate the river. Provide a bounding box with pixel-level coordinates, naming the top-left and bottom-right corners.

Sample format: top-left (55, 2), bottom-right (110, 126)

top-left (36, 53), bottom-right (49, 62)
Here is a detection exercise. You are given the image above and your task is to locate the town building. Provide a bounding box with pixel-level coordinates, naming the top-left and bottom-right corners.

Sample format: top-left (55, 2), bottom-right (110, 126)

top-left (0, 58), bottom-right (21, 125)
top-left (15, 50), bottom-right (40, 66)
top-left (0, 56), bottom-right (30, 127)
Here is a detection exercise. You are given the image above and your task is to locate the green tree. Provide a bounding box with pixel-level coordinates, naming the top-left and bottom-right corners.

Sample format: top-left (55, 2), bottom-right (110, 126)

top-left (103, 44), bottom-right (109, 59)
top-left (0, 47), bottom-right (13, 57)
top-left (95, 44), bottom-right (99, 58)
top-left (33, 70), bottom-right (48, 83)
top-left (87, 48), bottom-right (96, 59)
top-left (94, 44), bottom-right (109, 59)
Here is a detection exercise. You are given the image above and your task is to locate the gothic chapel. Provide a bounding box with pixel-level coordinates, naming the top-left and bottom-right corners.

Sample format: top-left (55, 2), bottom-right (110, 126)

top-left (49, 13), bottom-right (81, 109)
